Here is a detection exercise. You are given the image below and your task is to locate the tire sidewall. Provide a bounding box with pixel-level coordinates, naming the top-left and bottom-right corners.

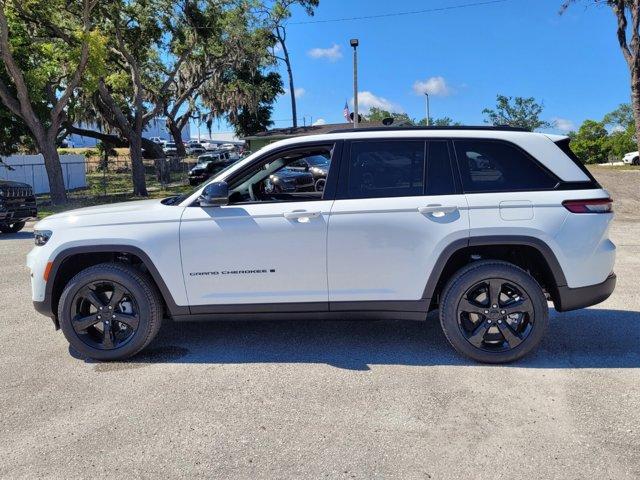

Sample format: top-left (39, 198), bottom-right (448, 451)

top-left (58, 265), bottom-right (157, 360)
top-left (440, 262), bottom-right (549, 363)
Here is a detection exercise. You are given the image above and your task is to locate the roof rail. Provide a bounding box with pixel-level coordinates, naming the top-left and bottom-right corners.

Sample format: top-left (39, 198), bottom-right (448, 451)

top-left (327, 125), bottom-right (531, 134)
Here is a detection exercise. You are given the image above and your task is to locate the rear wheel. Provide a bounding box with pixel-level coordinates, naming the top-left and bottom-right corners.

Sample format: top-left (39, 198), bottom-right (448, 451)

top-left (58, 263), bottom-right (162, 360)
top-left (439, 261), bottom-right (548, 363)
top-left (0, 221), bottom-right (26, 233)
top-left (633, 157), bottom-right (640, 166)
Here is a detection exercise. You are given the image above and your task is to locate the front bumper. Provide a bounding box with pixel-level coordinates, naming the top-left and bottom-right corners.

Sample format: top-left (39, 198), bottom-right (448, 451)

top-left (555, 273), bottom-right (616, 312)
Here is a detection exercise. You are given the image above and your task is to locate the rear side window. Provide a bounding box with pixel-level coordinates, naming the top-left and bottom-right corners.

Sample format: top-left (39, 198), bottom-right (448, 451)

top-left (454, 140), bottom-right (558, 193)
top-left (348, 141), bottom-right (424, 198)
top-left (425, 141), bottom-right (456, 195)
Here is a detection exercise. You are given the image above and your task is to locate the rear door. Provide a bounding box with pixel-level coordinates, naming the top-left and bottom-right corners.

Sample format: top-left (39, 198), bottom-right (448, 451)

top-left (327, 139), bottom-right (469, 305)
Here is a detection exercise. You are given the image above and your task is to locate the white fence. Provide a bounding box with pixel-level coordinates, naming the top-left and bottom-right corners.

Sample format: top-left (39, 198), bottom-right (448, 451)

top-left (0, 154), bottom-right (87, 194)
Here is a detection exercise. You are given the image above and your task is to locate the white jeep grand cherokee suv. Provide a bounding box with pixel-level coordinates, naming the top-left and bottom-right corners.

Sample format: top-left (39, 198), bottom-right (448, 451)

top-left (27, 126), bottom-right (616, 363)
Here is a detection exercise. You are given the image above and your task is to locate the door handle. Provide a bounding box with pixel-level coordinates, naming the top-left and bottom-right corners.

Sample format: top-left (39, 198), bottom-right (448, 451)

top-left (284, 210), bottom-right (321, 220)
top-left (418, 205), bottom-right (458, 216)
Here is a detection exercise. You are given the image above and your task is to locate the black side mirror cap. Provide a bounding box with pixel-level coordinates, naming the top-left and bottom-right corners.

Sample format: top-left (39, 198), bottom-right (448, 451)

top-left (199, 181), bottom-right (229, 207)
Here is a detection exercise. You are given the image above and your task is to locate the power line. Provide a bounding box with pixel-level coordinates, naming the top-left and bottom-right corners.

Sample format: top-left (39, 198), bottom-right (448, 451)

top-left (289, 0), bottom-right (508, 25)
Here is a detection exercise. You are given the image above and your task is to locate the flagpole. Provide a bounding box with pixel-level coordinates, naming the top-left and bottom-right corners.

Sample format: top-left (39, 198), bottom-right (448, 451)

top-left (350, 39), bottom-right (359, 129)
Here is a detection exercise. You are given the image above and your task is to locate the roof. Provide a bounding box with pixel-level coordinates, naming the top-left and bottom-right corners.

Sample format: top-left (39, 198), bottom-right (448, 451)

top-left (244, 123), bottom-right (531, 141)
top-left (244, 122), bottom-right (386, 140)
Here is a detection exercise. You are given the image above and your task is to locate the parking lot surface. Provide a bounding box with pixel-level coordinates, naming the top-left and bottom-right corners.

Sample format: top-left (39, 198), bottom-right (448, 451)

top-left (1, 171), bottom-right (639, 479)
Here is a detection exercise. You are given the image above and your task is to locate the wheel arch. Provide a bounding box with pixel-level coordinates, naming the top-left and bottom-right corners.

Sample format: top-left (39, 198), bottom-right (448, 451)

top-left (423, 236), bottom-right (567, 309)
top-left (45, 245), bottom-right (189, 323)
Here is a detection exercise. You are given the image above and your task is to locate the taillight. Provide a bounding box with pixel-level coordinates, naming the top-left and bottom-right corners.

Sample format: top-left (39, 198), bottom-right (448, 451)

top-left (562, 198), bottom-right (613, 214)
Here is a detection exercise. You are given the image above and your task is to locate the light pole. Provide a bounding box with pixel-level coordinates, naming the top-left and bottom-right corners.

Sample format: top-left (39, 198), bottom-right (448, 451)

top-left (424, 92), bottom-right (430, 126)
top-left (350, 38), bottom-right (359, 128)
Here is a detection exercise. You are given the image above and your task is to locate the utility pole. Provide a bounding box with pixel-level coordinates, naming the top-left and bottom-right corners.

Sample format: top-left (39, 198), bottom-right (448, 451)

top-left (350, 38), bottom-right (359, 128)
top-left (425, 92), bottom-right (430, 126)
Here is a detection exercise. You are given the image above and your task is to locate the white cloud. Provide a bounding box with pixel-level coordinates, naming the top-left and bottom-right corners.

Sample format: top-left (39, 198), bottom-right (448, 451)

top-left (312, 118), bottom-right (326, 126)
top-left (308, 44), bottom-right (342, 62)
top-left (552, 117), bottom-right (576, 132)
top-left (351, 91), bottom-right (404, 113)
top-left (283, 87), bottom-right (306, 99)
top-left (412, 76), bottom-right (452, 96)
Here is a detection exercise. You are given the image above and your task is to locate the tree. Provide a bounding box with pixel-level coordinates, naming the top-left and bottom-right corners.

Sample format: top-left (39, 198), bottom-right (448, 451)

top-left (164, 5), bottom-right (277, 154)
top-left (260, 0), bottom-right (319, 128)
top-left (483, 95), bottom-right (552, 131)
top-left (0, 0), bottom-right (101, 204)
top-left (364, 107), bottom-right (414, 124)
top-left (603, 102), bottom-right (635, 129)
top-left (569, 120), bottom-right (610, 163)
top-left (562, 1), bottom-right (640, 154)
top-left (417, 116), bottom-right (461, 126)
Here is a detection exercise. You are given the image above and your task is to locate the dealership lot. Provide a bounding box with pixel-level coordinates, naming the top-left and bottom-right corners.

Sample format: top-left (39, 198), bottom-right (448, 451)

top-left (1, 169), bottom-right (639, 479)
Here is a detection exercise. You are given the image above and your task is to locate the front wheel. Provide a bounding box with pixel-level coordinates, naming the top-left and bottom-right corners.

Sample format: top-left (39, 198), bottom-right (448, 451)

top-left (0, 221), bottom-right (26, 233)
top-left (439, 260), bottom-right (549, 363)
top-left (633, 157), bottom-right (640, 166)
top-left (58, 263), bottom-right (163, 360)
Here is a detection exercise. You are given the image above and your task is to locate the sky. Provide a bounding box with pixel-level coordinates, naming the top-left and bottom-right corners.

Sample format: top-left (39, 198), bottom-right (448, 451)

top-left (198, 0), bottom-right (630, 137)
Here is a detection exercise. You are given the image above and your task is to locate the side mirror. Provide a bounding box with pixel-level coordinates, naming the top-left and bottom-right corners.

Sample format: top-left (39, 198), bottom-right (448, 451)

top-left (199, 181), bottom-right (229, 207)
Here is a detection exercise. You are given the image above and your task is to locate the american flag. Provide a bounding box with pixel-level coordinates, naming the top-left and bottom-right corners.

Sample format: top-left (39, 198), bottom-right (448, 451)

top-left (343, 101), bottom-right (351, 123)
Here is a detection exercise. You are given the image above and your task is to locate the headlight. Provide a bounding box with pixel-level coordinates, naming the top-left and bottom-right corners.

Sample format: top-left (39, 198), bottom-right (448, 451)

top-left (34, 230), bottom-right (52, 246)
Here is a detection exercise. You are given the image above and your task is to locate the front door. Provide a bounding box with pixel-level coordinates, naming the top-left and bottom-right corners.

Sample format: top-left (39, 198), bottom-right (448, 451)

top-left (180, 143), bottom-right (338, 309)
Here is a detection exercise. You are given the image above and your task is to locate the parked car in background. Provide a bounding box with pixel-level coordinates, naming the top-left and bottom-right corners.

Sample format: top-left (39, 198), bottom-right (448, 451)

top-left (150, 137), bottom-right (165, 145)
top-left (188, 152), bottom-right (236, 185)
top-left (287, 154), bottom-right (331, 192)
top-left (622, 151), bottom-right (640, 165)
top-left (186, 143), bottom-right (206, 156)
top-left (163, 142), bottom-right (178, 156)
top-left (0, 181), bottom-right (37, 233)
top-left (264, 167), bottom-right (315, 193)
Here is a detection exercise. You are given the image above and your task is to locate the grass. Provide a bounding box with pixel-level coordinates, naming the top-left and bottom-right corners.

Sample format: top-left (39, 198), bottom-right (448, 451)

top-left (588, 164), bottom-right (640, 171)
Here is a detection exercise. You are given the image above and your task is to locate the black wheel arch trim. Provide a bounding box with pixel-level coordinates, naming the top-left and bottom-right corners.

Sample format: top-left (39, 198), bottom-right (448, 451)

top-left (39, 244), bottom-right (189, 320)
top-left (421, 235), bottom-right (568, 301)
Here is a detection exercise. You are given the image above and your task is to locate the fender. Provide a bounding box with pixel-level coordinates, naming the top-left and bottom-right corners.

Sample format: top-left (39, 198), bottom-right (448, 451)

top-left (421, 235), bottom-right (568, 300)
top-left (38, 244), bottom-right (189, 320)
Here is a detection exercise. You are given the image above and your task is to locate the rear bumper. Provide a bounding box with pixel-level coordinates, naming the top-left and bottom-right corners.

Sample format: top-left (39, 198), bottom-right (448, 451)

top-left (554, 273), bottom-right (616, 312)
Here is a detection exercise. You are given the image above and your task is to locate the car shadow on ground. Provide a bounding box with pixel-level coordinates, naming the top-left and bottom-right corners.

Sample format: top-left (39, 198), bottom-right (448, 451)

top-left (75, 308), bottom-right (640, 371)
top-left (0, 232), bottom-right (33, 241)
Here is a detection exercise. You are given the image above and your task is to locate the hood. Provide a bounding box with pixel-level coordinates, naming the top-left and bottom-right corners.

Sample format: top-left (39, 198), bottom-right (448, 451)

top-left (36, 198), bottom-right (178, 229)
top-left (0, 180), bottom-right (31, 188)
top-left (274, 168), bottom-right (311, 180)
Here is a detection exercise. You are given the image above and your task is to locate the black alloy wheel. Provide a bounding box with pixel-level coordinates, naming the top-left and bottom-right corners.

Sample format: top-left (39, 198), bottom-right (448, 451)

top-left (456, 278), bottom-right (534, 352)
top-left (70, 281), bottom-right (140, 350)
top-left (439, 261), bottom-right (549, 363)
top-left (58, 263), bottom-right (162, 360)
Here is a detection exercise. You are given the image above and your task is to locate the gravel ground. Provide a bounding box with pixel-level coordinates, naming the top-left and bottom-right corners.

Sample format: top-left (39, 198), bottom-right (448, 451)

top-left (1, 170), bottom-right (639, 479)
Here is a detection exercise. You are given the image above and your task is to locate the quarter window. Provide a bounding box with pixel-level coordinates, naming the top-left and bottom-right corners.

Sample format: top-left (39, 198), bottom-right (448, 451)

top-left (454, 140), bottom-right (558, 192)
top-left (348, 141), bottom-right (425, 198)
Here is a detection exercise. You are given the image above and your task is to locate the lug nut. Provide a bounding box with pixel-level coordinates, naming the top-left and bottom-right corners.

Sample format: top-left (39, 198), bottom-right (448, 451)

top-left (484, 310), bottom-right (489, 314)
top-left (97, 315), bottom-right (101, 320)
top-left (487, 320), bottom-right (492, 324)
top-left (501, 310), bottom-right (505, 314)
top-left (112, 315), bottom-right (116, 319)
top-left (492, 304), bottom-right (497, 308)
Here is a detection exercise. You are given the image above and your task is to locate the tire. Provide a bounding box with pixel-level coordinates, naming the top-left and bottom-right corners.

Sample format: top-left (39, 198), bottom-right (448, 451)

top-left (57, 263), bottom-right (163, 360)
top-left (314, 178), bottom-right (326, 192)
top-left (0, 221), bottom-right (26, 233)
top-left (439, 260), bottom-right (549, 364)
top-left (633, 157), bottom-right (640, 166)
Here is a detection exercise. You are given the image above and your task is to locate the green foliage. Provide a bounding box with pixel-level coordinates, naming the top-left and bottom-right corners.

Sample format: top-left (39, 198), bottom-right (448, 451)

top-left (570, 120), bottom-right (610, 164)
top-left (364, 107), bottom-right (414, 125)
top-left (603, 103), bottom-right (634, 130)
top-left (417, 117), bottom-right (461, 126)
top-left (483, 95), bottom-right (552, 131)
top-left (605, 123), bottom-right (636, 158)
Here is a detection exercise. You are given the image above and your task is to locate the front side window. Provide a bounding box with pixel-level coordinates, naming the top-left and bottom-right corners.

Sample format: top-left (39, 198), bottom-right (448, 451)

top-left (348, 141), bottom-right (425, 198)
top-left (454, 140), bottom-right (558, 193)
top-left (226, 147), bottom-right (333, 204)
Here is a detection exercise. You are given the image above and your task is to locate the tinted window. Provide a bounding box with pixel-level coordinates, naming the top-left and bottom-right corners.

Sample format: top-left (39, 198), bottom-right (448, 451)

top-left (348, 141), bottom-right (424, 198)
top-left (426, 141), bottom-right (456, 195)
top-left (454, 140), bottom-right (558, 192)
